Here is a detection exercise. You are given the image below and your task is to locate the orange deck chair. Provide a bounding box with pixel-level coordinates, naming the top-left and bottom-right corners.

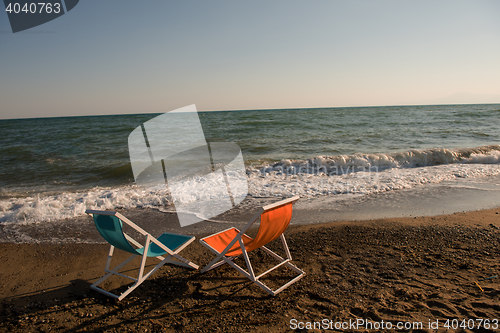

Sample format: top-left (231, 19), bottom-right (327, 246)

top-left (199, 196), bottom-right (304, 296)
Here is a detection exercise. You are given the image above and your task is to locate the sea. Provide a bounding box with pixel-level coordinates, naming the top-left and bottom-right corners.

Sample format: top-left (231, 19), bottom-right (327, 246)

top-left (1, 104), bottom-right (500, 226)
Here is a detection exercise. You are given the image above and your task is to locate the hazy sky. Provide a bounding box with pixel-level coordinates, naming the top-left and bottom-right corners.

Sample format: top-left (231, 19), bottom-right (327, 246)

top-left (1, 0), bottom-right (499, 119)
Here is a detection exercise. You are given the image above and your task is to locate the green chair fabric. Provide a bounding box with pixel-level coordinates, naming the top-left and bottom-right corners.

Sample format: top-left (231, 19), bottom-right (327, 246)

top-left (92, 214), bottom-right (192, 257)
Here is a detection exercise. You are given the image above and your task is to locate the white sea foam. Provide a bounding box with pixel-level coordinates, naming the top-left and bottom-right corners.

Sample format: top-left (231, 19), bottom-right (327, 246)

top-left (0, 186), bottom-right (172, 225)
top-left (248, 163), bottom-right (500, 197)
top-left (262, 145), bottom-right (500, 175)
top-left (1, 146), bottom-right (500, 225)
top-left (247, 146), bottom-right (500, 197)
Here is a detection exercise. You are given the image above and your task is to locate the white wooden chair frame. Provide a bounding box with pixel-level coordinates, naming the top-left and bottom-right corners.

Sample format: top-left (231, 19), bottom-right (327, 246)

top-left (86, 210), bottom-right (199, 301)
top-left (199, 196), bottom-right (304, 296)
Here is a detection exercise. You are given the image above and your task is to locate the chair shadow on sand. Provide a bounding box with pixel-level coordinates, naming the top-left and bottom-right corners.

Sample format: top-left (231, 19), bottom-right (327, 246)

top-left (1, 258), bottom-right (293, 333)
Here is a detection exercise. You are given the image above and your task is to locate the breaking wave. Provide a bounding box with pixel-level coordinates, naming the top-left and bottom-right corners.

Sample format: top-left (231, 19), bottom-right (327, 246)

top-left (257, 145), bottom-right (500, 175)
top-left (2, 145), bottom-right (500, 225)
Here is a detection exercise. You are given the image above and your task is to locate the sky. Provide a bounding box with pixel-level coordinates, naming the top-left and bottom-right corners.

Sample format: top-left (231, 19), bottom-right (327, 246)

top-left (1, 0), bottom-right (499, 119)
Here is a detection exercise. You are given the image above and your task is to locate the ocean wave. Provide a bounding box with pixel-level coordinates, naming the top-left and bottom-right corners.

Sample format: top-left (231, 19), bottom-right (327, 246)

top-left (256, 145), bottom-right (500, 175)
top-left (0, 186), bottom-right (172, 225)
top-left (2, 145), bottom-right (500, 225)
top-left (247, 163), bottom-right (500, 198)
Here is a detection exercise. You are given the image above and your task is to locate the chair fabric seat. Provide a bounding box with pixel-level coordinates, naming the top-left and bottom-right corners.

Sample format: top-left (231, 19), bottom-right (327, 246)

top-left (86, 210), bottom-right (199, 300)
top-left (136, 232), bottom-right (193, 257)
top-left (203, 204), bottom-right (293, 257)
top-left (203, 228), bottom-right (254, 256)
top-left (199, 196), bottom-right (303, 296)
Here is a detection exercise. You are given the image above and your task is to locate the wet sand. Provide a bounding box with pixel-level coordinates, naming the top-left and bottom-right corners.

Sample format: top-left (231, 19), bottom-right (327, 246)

top-left (1, 207), bottom-right (500, 332)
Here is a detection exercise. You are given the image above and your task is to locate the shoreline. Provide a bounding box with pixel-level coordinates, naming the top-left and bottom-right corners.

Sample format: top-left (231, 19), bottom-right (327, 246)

top-left (3, 173), bottom-right (500, 244)
top-left (1, 207), bottom-right (500, 332)
top-left (2, 162), bottom-right (500, 229)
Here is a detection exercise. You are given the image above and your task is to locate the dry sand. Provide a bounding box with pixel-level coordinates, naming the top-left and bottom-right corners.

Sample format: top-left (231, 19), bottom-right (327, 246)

top-left (1, 208), bottom-right (500, 332)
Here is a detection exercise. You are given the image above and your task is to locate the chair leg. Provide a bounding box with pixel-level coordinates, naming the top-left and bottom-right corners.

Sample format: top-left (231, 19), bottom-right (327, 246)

top-left (201, 255), bottom-right (225, 273)
top-left (200, 237), bottom-right (305, 296)
top-left (252, 243), bottom-right (305, 295)
top-left (91, 247), bottom-right (141, 300)
top-left (240, 240), bottom-right (256, 281)
top-left (91, 241), bottom-right (198, 301)
top-left (137, 236), bottom-right (151, 281)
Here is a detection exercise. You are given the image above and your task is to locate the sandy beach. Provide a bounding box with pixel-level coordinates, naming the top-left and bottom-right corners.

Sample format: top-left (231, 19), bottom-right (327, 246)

top-left (2, 0), bottom-right (500, 331)
top-left (1, 207), bottom-right (500, 332)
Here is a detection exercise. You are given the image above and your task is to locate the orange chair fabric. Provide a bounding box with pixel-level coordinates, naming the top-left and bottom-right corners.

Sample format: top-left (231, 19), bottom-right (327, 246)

top-left (203, 203), bottom-right (293, 256)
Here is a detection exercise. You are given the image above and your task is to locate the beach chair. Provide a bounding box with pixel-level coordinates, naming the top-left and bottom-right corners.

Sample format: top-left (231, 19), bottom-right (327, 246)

top-left (199, 196), bottom-right (304, 296)
top-left (85, 210), bottom-right (199, 300)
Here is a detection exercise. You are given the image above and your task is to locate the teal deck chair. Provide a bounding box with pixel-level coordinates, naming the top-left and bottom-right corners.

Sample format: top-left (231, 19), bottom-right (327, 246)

top-left (86, 210), bottom-right (199, 300)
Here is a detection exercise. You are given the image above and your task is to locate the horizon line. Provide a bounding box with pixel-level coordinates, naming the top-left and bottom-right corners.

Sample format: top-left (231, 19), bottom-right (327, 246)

top-left (1, 102), bottom-right (499, 121)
